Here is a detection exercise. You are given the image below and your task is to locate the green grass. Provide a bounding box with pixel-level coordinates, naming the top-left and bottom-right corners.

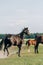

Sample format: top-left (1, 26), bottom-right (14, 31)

top-left (0, 45), bottom-right (43, 65)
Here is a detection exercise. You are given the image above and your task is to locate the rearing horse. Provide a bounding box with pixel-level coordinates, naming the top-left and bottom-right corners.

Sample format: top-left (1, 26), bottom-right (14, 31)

top-left (0, 27), bottom-right (29, 57)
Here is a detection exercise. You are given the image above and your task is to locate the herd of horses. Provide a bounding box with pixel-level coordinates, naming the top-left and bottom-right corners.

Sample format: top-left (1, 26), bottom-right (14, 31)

top-left (0, 27), bottom-right (43, 57)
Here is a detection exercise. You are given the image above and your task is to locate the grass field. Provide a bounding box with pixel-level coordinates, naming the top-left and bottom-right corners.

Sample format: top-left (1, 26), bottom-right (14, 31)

top-left (0, 40), bottom-right (43, 65)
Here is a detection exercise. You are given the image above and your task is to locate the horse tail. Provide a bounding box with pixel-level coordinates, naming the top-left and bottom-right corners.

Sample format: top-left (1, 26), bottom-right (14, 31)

top-left (0, 39), bottom-right (4, 50)
top-left (26, 40), bottom-right (28, 45)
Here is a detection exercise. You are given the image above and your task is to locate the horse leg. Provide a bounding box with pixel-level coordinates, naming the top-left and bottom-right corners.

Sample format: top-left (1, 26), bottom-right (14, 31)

top-left (6, 47), bottom-right (9, 56)
top-left (34, 45), bottom-right (37, 53)
top-left (36, 44), bottom-right (39, 53)
top-left (18, 46), bottom-right (21, 57)
top-left (3, 47), bottom-right (6, 55)
top-left (17, 45), bottom-right (21, 57)
top-left (16, 45), bottom-right (21, 54)
top-left (3, 46), bottom-right (9, 56)
top-left (6, 44), bottom-right (11, 56)
top-left (28, 44), bottom-right (30, 52)
top-left (3, 44), bottom-right (6, 55)
top-left (34, 42), bottom-right (39, 53)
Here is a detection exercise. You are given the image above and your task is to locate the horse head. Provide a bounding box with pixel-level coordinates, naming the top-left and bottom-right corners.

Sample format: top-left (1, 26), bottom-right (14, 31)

top-left (23, 27), bottom-right (30, 35)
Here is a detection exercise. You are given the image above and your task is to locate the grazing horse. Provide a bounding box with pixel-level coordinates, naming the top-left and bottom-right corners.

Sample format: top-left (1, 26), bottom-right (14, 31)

top-left (26, 39), bottom-right (36, 52)
top-left (34, 35), bottom-right (43, 53)
top-left (0, 27), bottom-right (29, 57)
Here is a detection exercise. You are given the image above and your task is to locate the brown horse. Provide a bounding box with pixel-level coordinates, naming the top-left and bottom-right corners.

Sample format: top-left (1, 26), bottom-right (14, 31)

top-left (0, 27), bottom-right (29, 57)
top-left (26, 39), bottom-right (36, 52)
top-left (26, 39), bottom-right (36, 47)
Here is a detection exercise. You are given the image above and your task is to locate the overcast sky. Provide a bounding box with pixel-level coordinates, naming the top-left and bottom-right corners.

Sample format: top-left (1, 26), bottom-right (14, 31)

top-left (0, 0), bottom-right (43, 34)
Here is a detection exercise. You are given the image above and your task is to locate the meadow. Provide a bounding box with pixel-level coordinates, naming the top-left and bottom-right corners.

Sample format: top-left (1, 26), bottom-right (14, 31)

top-left (0, 39), bottom-right (43, 65)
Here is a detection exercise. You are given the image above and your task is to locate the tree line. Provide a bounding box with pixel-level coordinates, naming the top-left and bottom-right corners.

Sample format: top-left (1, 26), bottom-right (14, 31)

top-left (0, 33), bottom-right (43, 39)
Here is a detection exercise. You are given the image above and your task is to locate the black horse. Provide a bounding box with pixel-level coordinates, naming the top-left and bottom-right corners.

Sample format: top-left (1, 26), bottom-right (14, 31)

top-left (34, 34), bottom-right (43, 53)
top-left (0, 27), bottom-right (29, 57)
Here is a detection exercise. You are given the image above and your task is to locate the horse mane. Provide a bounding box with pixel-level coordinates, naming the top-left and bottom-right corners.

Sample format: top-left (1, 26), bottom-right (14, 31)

top-left (13, 27), bottom-right (28, 39)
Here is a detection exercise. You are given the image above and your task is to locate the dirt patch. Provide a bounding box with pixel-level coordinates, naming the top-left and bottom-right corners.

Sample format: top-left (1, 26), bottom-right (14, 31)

top-left (0, 51), bottom-right (7, 59)
top-left (0, 51), bottom-right (17, 59)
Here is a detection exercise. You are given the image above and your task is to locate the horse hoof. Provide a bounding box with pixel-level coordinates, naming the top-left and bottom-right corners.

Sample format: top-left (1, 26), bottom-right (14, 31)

top-left (7, 53), bottom-right (9, 56)
top-left (37, 52), bottom-right (39, 54)
top-left (18, 55), bottom-right (21, 57)
top-left (7, 54), bottom-right (8, 56)
top-left (16, 52), bottom-right (18, 54)
top-left (18, 56), bottom-right (21, 57)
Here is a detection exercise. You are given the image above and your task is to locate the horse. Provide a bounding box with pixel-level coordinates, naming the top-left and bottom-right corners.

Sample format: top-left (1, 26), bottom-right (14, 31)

top-left (34, 35), bottom-right (43, 53)
top-left (26, 39), bottom-right (36, 47)
top-left (0, 27), bottom-right (29, 57)
top-left (26, 39), bottom-right (36, 52)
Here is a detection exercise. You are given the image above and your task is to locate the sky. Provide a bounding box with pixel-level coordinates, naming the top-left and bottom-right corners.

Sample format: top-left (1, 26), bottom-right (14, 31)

top-left (0, 0), bottom-right (43, 34)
